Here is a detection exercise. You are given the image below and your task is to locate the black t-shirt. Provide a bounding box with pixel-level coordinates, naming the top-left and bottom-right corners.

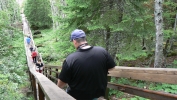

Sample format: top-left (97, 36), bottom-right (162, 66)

top-left (59, 46), bottom-right (116, 100)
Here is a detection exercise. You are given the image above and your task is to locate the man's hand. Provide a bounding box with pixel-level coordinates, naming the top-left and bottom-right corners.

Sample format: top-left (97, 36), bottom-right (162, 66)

top-left (57, 79), bottom-right (67, 88)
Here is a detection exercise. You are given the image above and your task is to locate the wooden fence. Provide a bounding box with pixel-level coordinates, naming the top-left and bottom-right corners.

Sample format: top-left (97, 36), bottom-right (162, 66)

top-left (43, 65), bottom-right (177, 100)
top-left (43, 65), bottom-right (61, 84)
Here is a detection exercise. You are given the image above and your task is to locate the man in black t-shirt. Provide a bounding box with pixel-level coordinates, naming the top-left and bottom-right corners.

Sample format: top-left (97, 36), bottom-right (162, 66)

top-left (57, 29), bottom-right (116, 100)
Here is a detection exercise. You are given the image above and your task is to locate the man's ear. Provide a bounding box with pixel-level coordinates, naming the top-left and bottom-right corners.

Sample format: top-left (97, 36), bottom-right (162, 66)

top-left (73, 39), bottom-right (77, 45)
top-left (73, 40), bottom-right (77, 48)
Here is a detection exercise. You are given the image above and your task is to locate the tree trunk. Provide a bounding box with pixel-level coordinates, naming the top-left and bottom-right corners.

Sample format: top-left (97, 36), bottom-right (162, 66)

top-left (154, 0), bottom-right (164, 68)
top-left (169, 13), bottom-right (177, 50)
top-left (50, 0), bottom-right (66, 41)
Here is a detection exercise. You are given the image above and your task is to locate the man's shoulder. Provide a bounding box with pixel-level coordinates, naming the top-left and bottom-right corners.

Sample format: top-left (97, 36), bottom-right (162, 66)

top-left (92, 46), bottom-right (107, 52)
top-left (93, 46), bottom-right (105, 50)
top-left (66, 52), bottom-right (78, 59)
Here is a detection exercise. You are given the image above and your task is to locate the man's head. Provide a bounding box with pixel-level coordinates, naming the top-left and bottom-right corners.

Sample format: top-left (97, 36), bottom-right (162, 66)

top-left (70, 29), bottom-right (87, 49)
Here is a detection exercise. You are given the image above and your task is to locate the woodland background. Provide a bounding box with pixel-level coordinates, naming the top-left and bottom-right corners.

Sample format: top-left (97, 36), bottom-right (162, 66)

top-left (0, 0), bottom-right (177, 99)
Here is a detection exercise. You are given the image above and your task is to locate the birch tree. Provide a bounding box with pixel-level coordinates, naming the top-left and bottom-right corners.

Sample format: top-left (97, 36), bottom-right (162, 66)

top-left (50, 0), bottom-right (59, 29)
top-left (154, 0), bottom-right (164, 68)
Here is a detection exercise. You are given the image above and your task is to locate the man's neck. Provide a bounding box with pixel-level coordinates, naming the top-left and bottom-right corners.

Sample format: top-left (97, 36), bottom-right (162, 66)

top-left (77, 42), bottom-right (89, 49)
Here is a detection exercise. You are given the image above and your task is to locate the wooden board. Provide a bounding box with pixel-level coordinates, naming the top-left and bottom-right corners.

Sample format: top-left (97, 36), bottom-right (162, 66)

top-left (109, 66), bottom-right (177, 84)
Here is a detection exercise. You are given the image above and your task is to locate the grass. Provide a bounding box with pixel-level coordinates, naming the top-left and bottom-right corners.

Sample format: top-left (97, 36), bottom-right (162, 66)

top-left (33, 29), bottom-right (71, 65)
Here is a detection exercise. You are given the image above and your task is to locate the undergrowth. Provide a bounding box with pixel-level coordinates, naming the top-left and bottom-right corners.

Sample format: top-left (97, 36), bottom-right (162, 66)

top-left (0, 30), bottom-right (34, 100)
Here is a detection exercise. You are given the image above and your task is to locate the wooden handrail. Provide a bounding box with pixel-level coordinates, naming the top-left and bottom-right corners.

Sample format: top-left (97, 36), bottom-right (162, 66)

top-left (108, 66), bottom-right (177, 84)
top-left (107, 82), bottom-right (177, 100)
top-left (45, 66), bottom-right (177, 100)
top-left (45, 65), bottom-right (62, 69)
top-left (24, 38), bottom-right (75, 100)
top-left (22, 14), bottom-right (75, 100)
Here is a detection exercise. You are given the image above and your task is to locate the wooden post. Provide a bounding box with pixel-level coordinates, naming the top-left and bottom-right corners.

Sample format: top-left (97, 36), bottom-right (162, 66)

top-left (55, 68), bottom-right (58, 84)
top-left (42, 65), bottom-right (45, 75)
top-left (49, 67), bottom-right (52, 80)
top-left (38, 83), bottom-right (45, 100)
top-left (31, 74), bottom-right (37, 100)
top-left (29, 71), bottom-right (33, 91)
top-left (26, 55), bottom-right (33, 91)
top-left (45, 67), bottom-right (47, 77)
top-left (105, 76), bottom-right (111, 99)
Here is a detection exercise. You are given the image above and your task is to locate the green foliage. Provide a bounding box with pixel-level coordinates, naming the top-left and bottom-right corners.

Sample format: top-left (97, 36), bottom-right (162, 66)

top-left (117, 49), bottom-right (147, 61)
top-left (34, 29), bottom-right (75, 65)
top-left (109, 77), bottom-right (149, 99)
top-left (0, 31), bottom-right (30, 99)
top-left (121, 96), bottom-right (149, 100)
top-left (0, 11), bottom-right (9, 28)
top-left (56, 0), bottom-right (157, 63)
top-left (110, 77), bottom-right (177, 99)
top-left (109, 89), bottom-right (124, 98)
top-left (0, 74), bottom-right (23, 100)
top-left (149, 83), bottom-right (177, 94)
top-left (166, 60), bottom-right (177, 68)
top-left (172, 60), bottom-right (177, 67)
top-left (24, 0), bottom-right (52, 29)
top-left (0, 5), bottom-right (31, 98)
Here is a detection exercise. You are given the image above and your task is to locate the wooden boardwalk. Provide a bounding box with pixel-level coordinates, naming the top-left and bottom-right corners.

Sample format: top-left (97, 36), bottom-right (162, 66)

top-left (22, 14), bottom-right (75, 100)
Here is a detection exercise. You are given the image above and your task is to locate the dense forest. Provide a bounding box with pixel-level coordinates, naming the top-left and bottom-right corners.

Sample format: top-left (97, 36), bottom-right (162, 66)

top-left (1, 0), bottom-right (177, 99)
top-left (24, 0), bottom-right (177, 67)
top-left (0, 0), bottom-right (34, 99)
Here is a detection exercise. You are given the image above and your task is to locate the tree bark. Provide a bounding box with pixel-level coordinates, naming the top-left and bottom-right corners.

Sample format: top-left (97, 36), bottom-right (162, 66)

top-left (154, 0), bottom-right (164, 68)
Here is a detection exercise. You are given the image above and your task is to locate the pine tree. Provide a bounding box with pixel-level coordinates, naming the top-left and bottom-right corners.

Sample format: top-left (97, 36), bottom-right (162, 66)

top-left (24, 0), bottom-right (52, 29)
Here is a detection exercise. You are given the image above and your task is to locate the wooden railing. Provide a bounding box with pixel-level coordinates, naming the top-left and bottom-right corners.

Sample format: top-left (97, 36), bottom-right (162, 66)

top-left (24, 41), bottom-right (75, 100)
top-left (43, 65), bottom-right (61, 84)
top-left (22, 14), bottom-right (75, 100)
top-left (43, 66), bottom-right (177, 100)
top-left (107, 67), bottom-right (177, 100)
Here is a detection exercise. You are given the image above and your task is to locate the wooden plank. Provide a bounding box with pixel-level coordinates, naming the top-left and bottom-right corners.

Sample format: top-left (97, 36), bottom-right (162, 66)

top-left (46, 68), bottom-right (60, 74)
top-left (31, 75), bottom-right (37, 100)
top-left (110, 66), bottom-right (177, 75)
top-left (28, 70), bottom-right (33, 91)
top-left (108, 66), bottom-right (177, 84)
top-left (38, 83), bottom-right (45, 100)
top-left (105, 76), bottom-right (111, 99)
top-left (45, 65), bottom-right (62, 69)
top-left (49, 68), bottom-right (52, 80)
top-left (107, 82), bottom-right (177, 100)
top-left (56, 68), bottom-right (59, 84)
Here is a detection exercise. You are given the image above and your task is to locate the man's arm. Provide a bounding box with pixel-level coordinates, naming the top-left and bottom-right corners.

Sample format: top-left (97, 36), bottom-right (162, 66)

top-left (57, 79), bottom-right (67, 88)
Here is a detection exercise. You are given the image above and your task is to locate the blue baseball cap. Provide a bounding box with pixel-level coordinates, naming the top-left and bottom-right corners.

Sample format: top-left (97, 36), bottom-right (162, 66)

top-left (70, 29), bottom-right (86, 41)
